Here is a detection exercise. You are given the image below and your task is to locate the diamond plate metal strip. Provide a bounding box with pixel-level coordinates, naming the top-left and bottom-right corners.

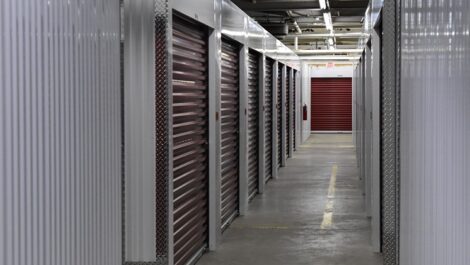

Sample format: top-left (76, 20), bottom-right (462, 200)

top-left (154, 0), bottom-right (172, 264)
top-left (381, 0), bottom-right (400, 264)
top-left (120, 1), bottom-right (126, 264)
top-left (395, 0), bottom-right (401, 261)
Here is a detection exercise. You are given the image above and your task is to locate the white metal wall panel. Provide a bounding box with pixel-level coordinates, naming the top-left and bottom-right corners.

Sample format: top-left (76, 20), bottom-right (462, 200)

top-left (364, 45), bottom-right (373, 217)
top-left (370, 25), bottom-right (382, 253)
top-left (124, 0), bottom-right (157, 261)
top-left (173, 0), bottom-right (215, 28)
top-left (0, 1), bottom-right (121, 265)
top-left (301, 62), bottom-right (311, 142)
top-left (400, 0), bottom-right (470, 264)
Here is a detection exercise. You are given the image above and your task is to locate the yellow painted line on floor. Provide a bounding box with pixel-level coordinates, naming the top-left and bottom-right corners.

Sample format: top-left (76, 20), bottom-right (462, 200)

top-left (321, 164), bottom-right (337, 229)
top-left (321, 212), bottom-right (333, 229)
top-left (327, 165), bottom-right (337, 199)
top-left (324, 200), bottom-right (334, 212)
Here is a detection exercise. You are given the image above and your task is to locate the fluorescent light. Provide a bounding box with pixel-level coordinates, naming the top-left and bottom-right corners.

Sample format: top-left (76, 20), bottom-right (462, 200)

top-left (299, 55), bottom-right (361, 60)
top-left (286, 32), bottom-right (369, 38)
top-left (293, 49), bottom-right (363, 54)
top-left (319, 0), bottom-right (327, 10)
top-left (323, 12), bottom-right (333, 32)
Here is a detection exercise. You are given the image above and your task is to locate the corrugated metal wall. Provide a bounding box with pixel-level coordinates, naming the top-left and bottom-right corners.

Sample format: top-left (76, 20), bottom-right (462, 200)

top-left (400, 0), bottom-right (470, 264)
top-left (124, 0), bottom-right (157, 260)
top-left (0, 1), bottom-right (122, 265)
top-left (364, 44), bottom-right (373, 217)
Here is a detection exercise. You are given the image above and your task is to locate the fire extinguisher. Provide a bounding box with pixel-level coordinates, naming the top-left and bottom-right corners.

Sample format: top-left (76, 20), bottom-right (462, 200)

top-left (303, 104), bottom-right (308, 120)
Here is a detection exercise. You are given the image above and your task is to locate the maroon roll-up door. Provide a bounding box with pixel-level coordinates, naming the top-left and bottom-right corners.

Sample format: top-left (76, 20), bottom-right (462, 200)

top-left (311, 78), bottom-right (352, 131)
top-left (247, 50), bottom-right (259, 200)
top-left (172, 15), bottom-right (209, 265)
top-left (276, 64), bottom-right (282, 168)
top-left (220, 38), bottom-right (240, 230)
top-left (264, 58), bottom-right (274, 182)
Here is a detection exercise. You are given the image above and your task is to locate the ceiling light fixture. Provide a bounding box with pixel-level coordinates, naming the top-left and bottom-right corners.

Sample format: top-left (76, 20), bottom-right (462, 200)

top-left (293, 49), bottom-right (364, 54)
top-left (319, 0), bottom-right (328, 10)
top-left (327, 38), bottom-right (334, 46)
top-left (299, 55), bottom-right (361, 60)
top-left (323, 12), bottom-right (333, 32)
top-left (286, 32), bottom-right (369, 38)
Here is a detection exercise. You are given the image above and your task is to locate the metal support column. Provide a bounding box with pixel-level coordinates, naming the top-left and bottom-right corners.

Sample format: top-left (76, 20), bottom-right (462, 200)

top-left (371, 22), bottom-right (382, 253)
top-left (208, 0), bottom-right (222, 251)
top-left (124, 0), bottom-right (173, 264)
top-left (382, 0), bottom-right (401, 263)
top-left (239, 45), bottom-right (249, 216)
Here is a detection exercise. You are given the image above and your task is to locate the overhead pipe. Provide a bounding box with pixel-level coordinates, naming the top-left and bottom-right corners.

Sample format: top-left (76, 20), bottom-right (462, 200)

top-left (293, 20), bottom-right (302, 34)
top-left (287, 11), bottom-right (302, 34)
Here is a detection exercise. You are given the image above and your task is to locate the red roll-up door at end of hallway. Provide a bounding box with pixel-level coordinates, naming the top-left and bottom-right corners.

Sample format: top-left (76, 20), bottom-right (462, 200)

top-left (311, 78), bottom-right (352, 131)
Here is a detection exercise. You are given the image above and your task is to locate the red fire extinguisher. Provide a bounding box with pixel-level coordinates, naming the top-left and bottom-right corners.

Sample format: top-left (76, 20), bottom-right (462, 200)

top-left (303, 104), bottom-right (308, 120)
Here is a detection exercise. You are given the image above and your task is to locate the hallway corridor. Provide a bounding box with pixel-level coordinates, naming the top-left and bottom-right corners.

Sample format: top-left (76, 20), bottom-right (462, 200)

top-left (198, 134), bottom-right (383, 265)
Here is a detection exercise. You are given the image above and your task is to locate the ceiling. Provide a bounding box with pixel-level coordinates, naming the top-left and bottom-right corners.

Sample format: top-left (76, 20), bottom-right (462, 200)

top-left (232, 0), bottom-right (369, 59)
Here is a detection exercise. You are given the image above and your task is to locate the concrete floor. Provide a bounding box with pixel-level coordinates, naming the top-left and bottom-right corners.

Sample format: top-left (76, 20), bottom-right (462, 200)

top-left (197, 134), bottom-right (383, 265)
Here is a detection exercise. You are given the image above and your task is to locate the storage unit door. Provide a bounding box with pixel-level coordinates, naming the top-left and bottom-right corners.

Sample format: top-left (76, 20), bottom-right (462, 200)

top-left (277, 64), bottom-right (282, 168)
top-left (247, 51), bottom-right (259, 199)
top-left (293, 70), bottom-right (296, 150)
top-left (285, 67), bottom-right (290, 157)
top-left (264, 58), bottom-right (274, 182)
top-left (172, 15), bottom-right (209, 265)
top-left (220, 38), bottom-right (240, 229)
top-left (311, 78), bottom-right (352, 131)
